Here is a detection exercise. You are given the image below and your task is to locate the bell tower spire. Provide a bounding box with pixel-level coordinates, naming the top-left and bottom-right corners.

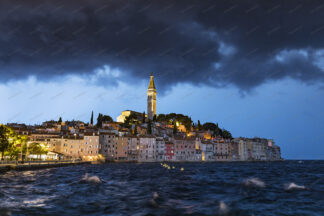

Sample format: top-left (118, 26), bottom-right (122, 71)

top-left (147, 73), bottom-right (156, 120)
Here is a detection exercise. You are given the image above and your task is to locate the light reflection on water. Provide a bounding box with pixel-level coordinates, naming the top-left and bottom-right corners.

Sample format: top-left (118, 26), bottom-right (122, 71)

top-left (0, 161), bottom-right (323, 216)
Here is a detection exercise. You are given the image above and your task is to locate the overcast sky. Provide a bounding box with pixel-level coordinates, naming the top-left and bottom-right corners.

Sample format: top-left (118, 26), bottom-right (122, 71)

top-left (1, 0), bottom-right (324, 159)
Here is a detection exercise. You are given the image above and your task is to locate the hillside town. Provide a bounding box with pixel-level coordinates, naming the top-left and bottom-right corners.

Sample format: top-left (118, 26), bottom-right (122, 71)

top-left (1, 74), bottom-right (281, 162)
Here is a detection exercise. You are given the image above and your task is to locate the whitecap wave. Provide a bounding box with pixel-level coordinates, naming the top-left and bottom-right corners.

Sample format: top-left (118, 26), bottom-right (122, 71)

top-left (80, 173), bottom-right (101, 184)
top-left (153, 192), bottom-right (159, 199)
top-left (219, 201), bottom-right (229, 214)
top-left (285, 182), bottom-right (306, 191)
top-left (23, 198), bottom-right (48, 207)
top-left (243, 177), bottom-right (265, 188)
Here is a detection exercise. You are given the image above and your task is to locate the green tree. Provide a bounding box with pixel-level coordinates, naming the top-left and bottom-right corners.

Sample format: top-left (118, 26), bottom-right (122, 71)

top-left (157, 114), bottom-right (166, 122)
top-left (183, 117), bottom-right (192, 132)
top-left (147, 120), bottom-right (152, 134)
top-left (123, 113), bottom-right (137, 128)
top-left (202, 122), bottom-right (219, 131)
top-left (58, 117), bottom-right (62, 124)
top-left (198, 120), bottom-right (202, 130)
top-left (97, 113), bottom-right (103, 127)
top-left (222, 129), bottom-right (232, 139)
top-left (101, 115), bottom-right (113, 122)
top-left (7, 134), bottom-right (28, 160)
top-left (28, 143), bottom-right (48, 159)
top-left (90, 111), bottom-right (94, 125)
top-left (153, 114), bottom-right (157, 122)
top-left (96, 113), bottom-right (112, 128)
top-left (134, 125), bottom-right (138, 135)
top-left (0, 125), bottom-right (10, 160)
top-left (0, 125), bottom-right (28, 160)
top-left (173, 121), bottom-right (177, 135)
top-left (142, 112), bottom-right (146, 123)
top-left (156, 113), bottom-right (192, 130)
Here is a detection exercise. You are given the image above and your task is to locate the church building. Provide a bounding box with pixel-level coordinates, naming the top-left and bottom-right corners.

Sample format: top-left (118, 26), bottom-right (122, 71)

top-left (117, 73), bottom-right (157, 123)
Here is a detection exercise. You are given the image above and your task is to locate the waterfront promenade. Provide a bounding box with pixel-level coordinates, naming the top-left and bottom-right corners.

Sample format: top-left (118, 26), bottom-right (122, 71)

top-left (0, 160), bottom-right (91, 173)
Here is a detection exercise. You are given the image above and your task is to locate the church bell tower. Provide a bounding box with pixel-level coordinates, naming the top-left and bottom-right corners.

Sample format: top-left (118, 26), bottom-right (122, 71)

top-left (147, 73), bottom-right (156, 120)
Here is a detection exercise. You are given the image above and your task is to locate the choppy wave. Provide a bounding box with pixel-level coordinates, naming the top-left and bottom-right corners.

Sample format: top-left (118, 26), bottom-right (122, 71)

top-left (23, 197), bottom-right (49, 207)
top-left (285, 182), bottom-right (306, 191)
top-left (0, 161), bottom-right (323, 215)
top-left (80, 173), bottom-right (101, 184)
top-left (218, 201), bottom-right (229, 214)
top-left (243, 177), bottom-right (266, 188)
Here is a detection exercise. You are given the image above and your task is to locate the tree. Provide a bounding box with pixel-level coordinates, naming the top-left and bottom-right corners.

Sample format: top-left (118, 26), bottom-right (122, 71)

top-left (147, 120), bottom-right (152, 135)
top-left (90, 111), bottom-right (94, 125)
top-left (183, 117), bottom-right (192, 132)
top-left (142, 112), bottom-right (146, 123)
top-left (157, 114), bottom-right (166, 122)
top-left (0, 125), bottom-right (10, 160)
top-left (202, 122), bottom-right (219, 131)
top-left (198, 120), bottom-right (202, 131)
top-left (28, 143), bottom-right (48, 159)
top-left (58, 117), bottom-right (62, 124)
top-left (222, 129), bottom-right (232, 139)
top-left (156, 113), bottom-right (192, 131)
top-left (102, 115), bottom-right (113, 122)
top-left (96, 113), bottom-right (113, 128)
top-left (7, 134), bottom-right (28, 160)
top-left (97, 113), bottom-right (103, 128)
top-left (134, 125), bottom-right (138, 135)
top-left (0, 125), bottom-right (28, 160)
top-left (123, 113), bottom-right (138, 128)
top-left (153, 115), bottom-right (157, 122)
top-left (173, 121), bottom-right (177, 135)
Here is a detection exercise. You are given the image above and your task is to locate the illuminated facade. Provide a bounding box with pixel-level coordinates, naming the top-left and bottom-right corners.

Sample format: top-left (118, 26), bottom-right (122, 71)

top-left (147, 73), bottom-right (156, 120)
top-left (117, 110), bottom-right (144, 123)
top-left (47, 134), bottom-right (99, 160)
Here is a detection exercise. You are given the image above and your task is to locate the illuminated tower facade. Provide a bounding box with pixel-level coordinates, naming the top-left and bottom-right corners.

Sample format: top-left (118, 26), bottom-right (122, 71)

top-left (147, 73), bottom-right (156, 120)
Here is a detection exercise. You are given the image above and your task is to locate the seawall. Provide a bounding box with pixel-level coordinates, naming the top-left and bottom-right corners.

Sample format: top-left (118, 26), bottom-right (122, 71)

top-left (0, 161), bottom-right (91, 174)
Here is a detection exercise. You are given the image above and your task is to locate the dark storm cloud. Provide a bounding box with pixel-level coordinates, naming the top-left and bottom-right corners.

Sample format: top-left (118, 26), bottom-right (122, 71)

top-left (1, 0), bottom-right (324, 91)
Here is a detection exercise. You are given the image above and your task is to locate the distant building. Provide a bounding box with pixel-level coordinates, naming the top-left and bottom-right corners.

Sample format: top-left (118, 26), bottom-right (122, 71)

top-left (116, 136), bottom-right (129, 161)
top-left (230, 140), bottom-right (239, 160)
top-left (99, 133), bottom-right (118, 161)
top-left (138, 136), bottom-right (156, 162)
top-left (237, 138), bottom-right (249, 161)
top-left (127, 136), bottom-right (140, 161)
top-left (234, 137), bottom-right (281, 161)
top-left (165, 142), bottom-right (175, 161)
top-left (47, 134), bottom-right (99, 161)
top-left (173, 137), bottom-right (196, 161)
top-left (213, 141), bottom-right (230, 161)
top-left (155, 137), bottom-right (165, 161)
top-left (200, 140), bottom-right (214, 161)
